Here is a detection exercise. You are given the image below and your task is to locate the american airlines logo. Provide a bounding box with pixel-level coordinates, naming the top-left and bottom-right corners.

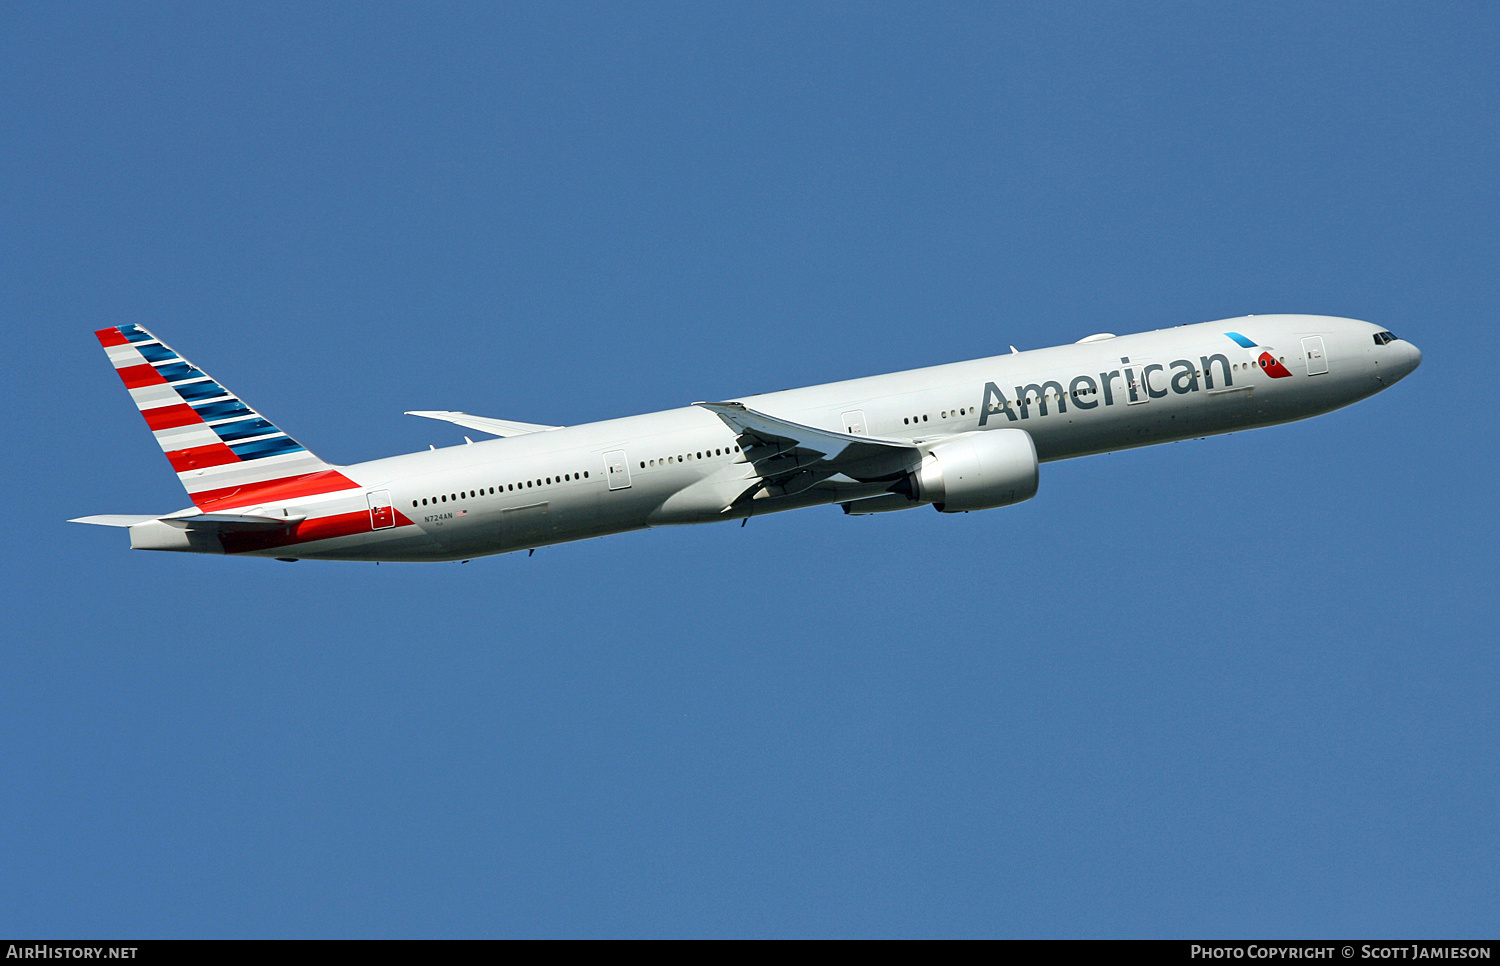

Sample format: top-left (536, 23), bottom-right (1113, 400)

top-left (1256, 352), bottom-right (1292, 377)
top-left (1227, 330), bottom-right (1293, 378)
top-left (978, 335), bottom-right (1286, 426)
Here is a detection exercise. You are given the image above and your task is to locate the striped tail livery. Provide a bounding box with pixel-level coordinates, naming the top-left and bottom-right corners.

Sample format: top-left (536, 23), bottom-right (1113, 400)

top-left (73, 325), bottom-right (422, 559)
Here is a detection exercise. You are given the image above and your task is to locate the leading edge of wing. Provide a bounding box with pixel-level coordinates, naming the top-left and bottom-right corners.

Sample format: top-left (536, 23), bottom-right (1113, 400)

top-left (694, 400), bottom-right (918, 481)
top-left (404, 411), bottom-right (564, 437)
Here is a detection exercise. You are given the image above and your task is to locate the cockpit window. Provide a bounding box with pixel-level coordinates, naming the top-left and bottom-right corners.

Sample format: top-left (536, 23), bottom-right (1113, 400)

top-left (1373, 331), bottom-right (1398, 345)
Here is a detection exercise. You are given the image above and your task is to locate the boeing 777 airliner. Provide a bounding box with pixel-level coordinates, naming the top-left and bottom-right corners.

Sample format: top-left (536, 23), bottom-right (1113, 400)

top-left (73, 315), bottom-right (1420, 562)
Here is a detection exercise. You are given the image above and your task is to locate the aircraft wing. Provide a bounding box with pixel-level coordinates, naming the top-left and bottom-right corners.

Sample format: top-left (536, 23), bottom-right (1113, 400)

top-left (694, 401), bottom-right (919, 499)
top-left (405, 410), bottom-right (564, 437)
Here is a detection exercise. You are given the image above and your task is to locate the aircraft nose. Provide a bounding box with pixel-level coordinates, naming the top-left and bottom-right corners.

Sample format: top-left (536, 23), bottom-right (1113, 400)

top-left (1382, 336), bottom-right (1422, 384)
top-left (1400, 338), bottom-right (1422, 375)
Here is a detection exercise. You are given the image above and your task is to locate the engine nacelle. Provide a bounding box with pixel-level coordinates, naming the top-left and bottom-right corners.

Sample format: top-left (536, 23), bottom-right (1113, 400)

top-left (841, 492), bottom-right (928, 514)
top-left (914, 429), bottom-right (1038, 512)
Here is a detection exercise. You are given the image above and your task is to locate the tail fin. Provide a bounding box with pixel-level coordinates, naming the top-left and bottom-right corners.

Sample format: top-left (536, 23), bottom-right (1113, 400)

top-left (95, 324), bottom-right (357, 510)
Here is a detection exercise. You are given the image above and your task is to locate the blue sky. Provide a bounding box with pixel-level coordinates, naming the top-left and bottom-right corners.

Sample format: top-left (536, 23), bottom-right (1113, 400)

top-left (3, 2), bottom-right (1496, 938)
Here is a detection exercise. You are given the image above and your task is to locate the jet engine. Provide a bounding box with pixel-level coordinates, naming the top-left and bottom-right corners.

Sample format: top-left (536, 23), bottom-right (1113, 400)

top-left (911, 429), bottom-right (1039, 512)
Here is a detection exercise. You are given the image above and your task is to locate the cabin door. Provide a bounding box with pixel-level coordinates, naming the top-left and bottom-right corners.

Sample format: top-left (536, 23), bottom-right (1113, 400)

top-left (1302, 337), bottom-right (1329, 375)
top-left (604, 450), bottom-right (632, 490)
top-left (367, 490), bottom-right (395, 530)
top-left (1123, 363), bottom-right (1158, 405)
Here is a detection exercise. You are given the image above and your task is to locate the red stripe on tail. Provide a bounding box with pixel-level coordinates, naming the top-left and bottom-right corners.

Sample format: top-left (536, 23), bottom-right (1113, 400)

top-left (191, 469), bottom-right (361, 510)
top-left (117, 364), bottom-right (167, 389)
top-left (166, 442), bottom-right (241, 472)
top-left (142, 403), bottom-right (203, 431)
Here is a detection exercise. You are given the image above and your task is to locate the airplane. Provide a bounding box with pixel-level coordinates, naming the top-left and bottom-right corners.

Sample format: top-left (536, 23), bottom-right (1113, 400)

top-left (71, 315), bottom-right (1420, 563)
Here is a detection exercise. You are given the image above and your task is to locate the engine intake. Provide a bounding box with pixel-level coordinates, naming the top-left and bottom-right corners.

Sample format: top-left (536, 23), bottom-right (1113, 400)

top-left (913, 429), bottom-right (1038, 512)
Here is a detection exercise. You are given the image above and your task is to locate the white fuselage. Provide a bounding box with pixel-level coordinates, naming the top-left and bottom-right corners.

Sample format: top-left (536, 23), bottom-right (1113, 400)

top-left (126, 315), bottom-right (1422, 562)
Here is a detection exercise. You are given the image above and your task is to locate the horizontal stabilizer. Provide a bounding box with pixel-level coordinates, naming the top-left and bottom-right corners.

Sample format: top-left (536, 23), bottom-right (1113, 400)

top-left (404, 410), bottom-right (564, 437)
top-left (159, 511), bottom-right (306, 530)
top-left (69, 514), bottom-right (160, 528)
top-left (71, 511), bottom-right (305, 532)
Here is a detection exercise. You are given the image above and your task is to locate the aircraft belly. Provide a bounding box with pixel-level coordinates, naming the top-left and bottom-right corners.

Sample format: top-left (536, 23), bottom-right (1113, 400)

top-left (414, 478), bottom-right (638, 555)
top-left (240, 524), bottom-right (449, 561)
top-left (1026, 382), bottom-right (1255, 460)
top-left (1022, 399), bottom-right (1166, 460)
